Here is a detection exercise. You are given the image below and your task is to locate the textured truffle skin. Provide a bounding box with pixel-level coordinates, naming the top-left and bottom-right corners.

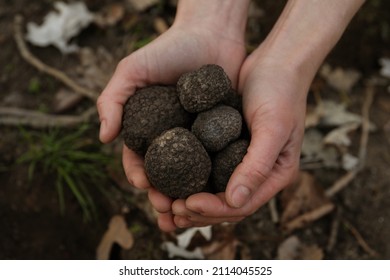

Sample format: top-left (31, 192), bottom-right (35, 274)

top-left (177, 64), bottom-right (231, 113)
top-left (122, 86), bottom-right (191, 155)
top-left (145, 127), bottom-right (212, 199)
top-left (212, 139), bottom-right (249, 192)
top-left (192, 105), bottom-right (242, 152)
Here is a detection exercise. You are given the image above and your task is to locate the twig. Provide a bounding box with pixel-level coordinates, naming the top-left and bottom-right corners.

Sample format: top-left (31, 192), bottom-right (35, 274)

top-left (282, 203), bottom-right (335, 233)
top-left (343, 218), bottom-right (380, 258)
top-left (268, 197), bottom-right (279, 224)
top-left (325, 83), bottom-right (376, 197)
top-left (0, 106), bottom-right (97, 128)
top-left (326, 208), bottom-right (341, 252)
top-left (13, 15), bottom-right (98, 102)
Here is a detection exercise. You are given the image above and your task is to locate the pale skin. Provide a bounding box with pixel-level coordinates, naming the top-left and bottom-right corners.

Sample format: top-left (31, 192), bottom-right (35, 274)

top-left (97, 0), bottom-right (365, 231)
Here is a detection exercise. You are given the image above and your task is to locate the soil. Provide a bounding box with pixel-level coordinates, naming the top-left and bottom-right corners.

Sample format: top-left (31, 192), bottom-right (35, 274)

top-left (0, 0), bottom-right (389, 260)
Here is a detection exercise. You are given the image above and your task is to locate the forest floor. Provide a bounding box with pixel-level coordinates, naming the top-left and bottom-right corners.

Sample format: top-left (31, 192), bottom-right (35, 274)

top-left (0, 0), bottom-right (389, 260)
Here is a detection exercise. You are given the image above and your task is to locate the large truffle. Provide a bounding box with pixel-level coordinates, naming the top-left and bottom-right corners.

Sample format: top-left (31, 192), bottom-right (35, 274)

top-left (122, 86), bottom-right (191, 155)
top-left (145, 127), bottom-right (211, 199)
top-left (192, 105), bottom-right (242, 152)
top-left (212, 139), bottom-right (249, 192)
top-left (177, 64), bottom-right (231, 113)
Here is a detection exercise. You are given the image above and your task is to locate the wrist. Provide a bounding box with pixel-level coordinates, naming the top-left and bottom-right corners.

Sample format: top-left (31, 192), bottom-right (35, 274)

top-left (248, 0), bottom-right (365, 85)
top-left (173, 0), bottom-right (250, 41)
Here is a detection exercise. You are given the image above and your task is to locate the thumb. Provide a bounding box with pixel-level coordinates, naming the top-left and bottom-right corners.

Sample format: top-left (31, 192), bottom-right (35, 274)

top-left (225, 122), bottom-right (288, 208)
top-left (97, 57), bottom-right (144, 143)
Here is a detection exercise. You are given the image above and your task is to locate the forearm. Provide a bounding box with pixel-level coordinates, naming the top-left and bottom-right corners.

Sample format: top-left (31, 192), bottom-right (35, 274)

top-left (254, 0), bottom-right (365, 84)
top-left (174, 0), bottom-right (251, 40)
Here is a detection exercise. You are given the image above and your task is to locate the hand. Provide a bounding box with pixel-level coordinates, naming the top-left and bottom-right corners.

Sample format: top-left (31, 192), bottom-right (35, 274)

top-left (170, 50), bottom-right (309, 228)
top-left (97, 14), bottom-right (247, 231)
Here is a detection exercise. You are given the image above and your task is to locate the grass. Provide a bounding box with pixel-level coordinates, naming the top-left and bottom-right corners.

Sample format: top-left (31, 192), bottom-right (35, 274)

top-left (17, 124), bottom-right (113, 221)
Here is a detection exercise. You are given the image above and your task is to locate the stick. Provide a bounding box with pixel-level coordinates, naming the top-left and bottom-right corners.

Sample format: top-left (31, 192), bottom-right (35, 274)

top-left (325, 83), bottom-right (376, 197)
top-left (343, 218), bottom-right (380, 258)
top-left (282, 203), bottom-right (335, 233)
top-left (0, 106), bottom-right (97, 128)
top-left (13, 15), bottom-right (98, 102)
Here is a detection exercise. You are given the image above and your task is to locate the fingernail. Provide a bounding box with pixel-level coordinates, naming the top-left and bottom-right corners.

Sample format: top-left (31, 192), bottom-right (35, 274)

top-left (231, 185), bottom-right (251, 208)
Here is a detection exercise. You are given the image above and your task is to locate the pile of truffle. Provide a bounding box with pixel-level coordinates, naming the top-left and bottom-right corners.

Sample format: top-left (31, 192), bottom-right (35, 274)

top-left (122, 64), bottom-right (249, 199)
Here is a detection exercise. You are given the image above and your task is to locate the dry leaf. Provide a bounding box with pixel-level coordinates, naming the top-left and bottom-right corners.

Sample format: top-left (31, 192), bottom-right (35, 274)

top-left (127, 0), bottom-right (159, 12)
top-left (323, 122), bottom-right (360, 148)
top-left (202, 238), bottom-right (239, 260)
top-left (176, 226), bottom-right (212, 248)
top-left (318, 100), bottom-right (362, 127)
top-left (96, 215), bottom-right (134, 260)
top-left (276, 235), bottom-right (324, 260)
top-left (76, 47), bottom-right (116, 91)
top-left (163, 242), bottom-right (204, 259)
top-left (94, 3), bottom-right (125, 27)
top-left (52, 88), bottom-right (83, 113)
top-left (280, 172), bottom-right (334, 232)
top-left (153, 17), bottom-right (169, 34)
top-left (320, 64), bottom-right (361, 93)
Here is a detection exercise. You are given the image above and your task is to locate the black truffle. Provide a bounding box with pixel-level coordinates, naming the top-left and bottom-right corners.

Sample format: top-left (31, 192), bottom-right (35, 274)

top-left (212, 139), bottom-right (249, 192)
top-left (145, 127), bottom-right (212, 199)
top-left (122, 86), bottom-right (191, 155)
top-left (177, 64), bottom-right (231, 113)
top-left (192, 105), bottom-right (242, 152)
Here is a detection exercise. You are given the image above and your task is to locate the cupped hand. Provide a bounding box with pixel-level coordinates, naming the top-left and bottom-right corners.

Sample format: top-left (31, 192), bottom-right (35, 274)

top-left (97, 22), bottom-right (247, 231)
top-left (169, 50), bottom-right (310, 228)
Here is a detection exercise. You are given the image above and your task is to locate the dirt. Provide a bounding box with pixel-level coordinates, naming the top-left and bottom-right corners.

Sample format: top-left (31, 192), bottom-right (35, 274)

top-left (0, 0), bottom-right (389, 260)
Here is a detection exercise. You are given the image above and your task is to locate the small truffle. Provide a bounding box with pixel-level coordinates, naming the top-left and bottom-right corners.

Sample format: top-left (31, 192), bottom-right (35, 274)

top-left (212, 139), bottom-right (249, 192)
top-left (177, 64), bottom-right (231, 113)
top-left (122, 86), bottom-right (191, 155)
top-left (145, 127), bottom-right (211, 199)
top-left (192, 105), bottom-right (242, 152)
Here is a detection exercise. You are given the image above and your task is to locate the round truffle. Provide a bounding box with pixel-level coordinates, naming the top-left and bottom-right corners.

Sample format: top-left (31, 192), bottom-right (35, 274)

top-left (192, 105), bottom-right (242, 152)
top-left (212, 139), bottom-right (249, 192)
top-left (122, 86), bottom-right (191, 155)
top-left (177, 64), bottom-right (231, 113)
top-left (145, 127), bottom-right (211, 199)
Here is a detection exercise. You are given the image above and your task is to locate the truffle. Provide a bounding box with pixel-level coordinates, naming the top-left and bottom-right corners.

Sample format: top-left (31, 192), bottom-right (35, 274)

top-left (177, 64), bottom-right (231, 113)
top-left (192, 105), bottom-right (242, 152)
top-left (145, 127), bottom-right (211, 199)
top-left (122, 86), bottom-right (191, 155)
top-left (212, 139), bottom-right (249, 192)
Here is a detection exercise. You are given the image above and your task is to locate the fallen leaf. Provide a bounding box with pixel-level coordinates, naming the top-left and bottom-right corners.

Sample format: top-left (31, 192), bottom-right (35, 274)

top-left (318, 100), bottom-right (362, 127)
top-left (176, 226), bottom-right (212, 248)
top-left (26, 1), bottom-right (94, 53)
top-left (277, 236), bottom-right (324, 260)
top-left (127, 0), bottom-right (159, 12)
top-left (320, 64), bottom-right (361, 93)
top-left (323, 122), bottom-right (360, 148)
top-left (153, 17), bottom-right (169, 34)
top-left (94, 3), bottom-right (125, 28)
top-left (202, 238), bottom-right (240, 260)
top-left (162, 242), bottom-right (204, 259)
top-left (280, 172), bottom-right (334, 232)
top-left (52, 88), bottom-right (83, 113)
top-left (96, 215), bottom-right (134, 260)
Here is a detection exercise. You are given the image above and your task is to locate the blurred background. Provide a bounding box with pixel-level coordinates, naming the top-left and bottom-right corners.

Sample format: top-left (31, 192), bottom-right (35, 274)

top-left (0, 0), bottom-right (389, 260)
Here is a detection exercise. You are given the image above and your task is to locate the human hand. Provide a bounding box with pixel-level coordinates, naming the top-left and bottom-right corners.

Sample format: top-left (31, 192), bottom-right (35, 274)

top-left (168, 50), bottom-right (309, 228)
top-left (97, 1), bottom-right (249, 231)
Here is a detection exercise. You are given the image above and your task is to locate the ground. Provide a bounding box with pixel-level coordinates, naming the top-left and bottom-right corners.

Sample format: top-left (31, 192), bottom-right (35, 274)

top-left (0, 0), bottom-right (389, 260)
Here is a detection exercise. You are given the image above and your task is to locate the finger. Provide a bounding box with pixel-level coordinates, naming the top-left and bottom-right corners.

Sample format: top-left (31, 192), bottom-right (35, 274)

top-left (225, 116), bottom-right (291, 208)
top-left (122, 145), bottom-right (152, 189)
top-left (186, 192), bottom-right (256, 218)
top-left (97, 57), bottom-right (145, 143)
top-left (148, 188), bottom-right (173, 213)
top-left (157, 212), bottom-right (177, 232)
